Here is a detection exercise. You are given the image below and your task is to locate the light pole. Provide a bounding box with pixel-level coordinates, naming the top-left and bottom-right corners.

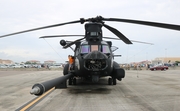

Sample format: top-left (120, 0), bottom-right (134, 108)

top-left (146, 52), bottom-right (148, 61)
top-left (165, 48), bottom-right (167, 63)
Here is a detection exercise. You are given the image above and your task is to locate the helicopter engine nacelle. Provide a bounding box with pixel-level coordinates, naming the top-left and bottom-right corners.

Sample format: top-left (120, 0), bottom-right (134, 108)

top-left (113, 61), bottom-right (125, 80)
top-left (114, 68), bottom-right (125, 79)
top-left (60, 40), bottom-right (66, 46)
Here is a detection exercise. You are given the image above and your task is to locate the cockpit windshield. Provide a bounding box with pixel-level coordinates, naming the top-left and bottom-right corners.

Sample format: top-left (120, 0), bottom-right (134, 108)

top-left (80, 45), bottom-right (110, 54)
top-left (91, 45), bottom-right (98, 51)
top-left (102, 45), bottom-right (110, 53)
top-left (81, 45), bottom-right (90, 54)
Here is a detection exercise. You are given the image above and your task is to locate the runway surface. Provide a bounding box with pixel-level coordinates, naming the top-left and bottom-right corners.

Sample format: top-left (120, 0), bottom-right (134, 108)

top-left (0, 70), bottom-right (180, 111)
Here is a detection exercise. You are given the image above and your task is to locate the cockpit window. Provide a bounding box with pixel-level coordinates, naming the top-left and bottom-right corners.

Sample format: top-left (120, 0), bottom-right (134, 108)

top-left (81, 45), bottom-right (90, 53)
top-left (81, 45), bottom-right (110, 54)
top-left (102, 45), bottom-right (110, 53)
top-left (91, 45), bottom-right (98, 51)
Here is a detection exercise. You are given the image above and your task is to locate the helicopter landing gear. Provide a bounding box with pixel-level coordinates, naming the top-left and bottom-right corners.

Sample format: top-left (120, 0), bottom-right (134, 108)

top-left (73, 78), bottom-right (76, 85)
top-left (108, 78), bottom-right (112, 85)
top-left (68, 78), bottom-right (72, 85)
top-left (112, 78), bottom-right (116, 85)
top-left (92, 75), bottom-right (99, 83)
top-left (68, 77), bottom-right (76, 85)
top-left (108, 77), bottom-right (116, 85)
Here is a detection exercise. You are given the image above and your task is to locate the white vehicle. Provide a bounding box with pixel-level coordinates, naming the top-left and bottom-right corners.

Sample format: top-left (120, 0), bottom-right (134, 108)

top-left (0, 64), bottom-right (8, 68)
top-left (10, 64), bottom-right (23, 68)
top-left (49, 64), bottom-right (63, 68)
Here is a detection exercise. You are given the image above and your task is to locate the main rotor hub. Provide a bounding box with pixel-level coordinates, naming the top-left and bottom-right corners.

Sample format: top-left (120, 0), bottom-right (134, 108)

top-left (80, 16), bottom-right (104, 24)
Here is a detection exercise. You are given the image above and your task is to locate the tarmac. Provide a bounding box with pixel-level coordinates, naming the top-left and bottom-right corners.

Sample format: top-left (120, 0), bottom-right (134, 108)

top-left (0, 68), bottom-right (180, 111)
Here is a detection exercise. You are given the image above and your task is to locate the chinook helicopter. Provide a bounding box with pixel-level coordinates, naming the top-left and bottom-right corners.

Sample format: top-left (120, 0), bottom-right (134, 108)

top-left (1, 16), bottom-right (180, 96)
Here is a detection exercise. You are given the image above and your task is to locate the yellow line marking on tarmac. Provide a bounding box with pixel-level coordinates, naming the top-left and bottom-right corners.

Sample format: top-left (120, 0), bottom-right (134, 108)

top-left (20, 87), bottom-right (55, 111)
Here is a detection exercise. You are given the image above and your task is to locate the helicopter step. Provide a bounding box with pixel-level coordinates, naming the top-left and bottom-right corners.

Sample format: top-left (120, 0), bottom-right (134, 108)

top-left (68, 75), bottom-right (119, 85)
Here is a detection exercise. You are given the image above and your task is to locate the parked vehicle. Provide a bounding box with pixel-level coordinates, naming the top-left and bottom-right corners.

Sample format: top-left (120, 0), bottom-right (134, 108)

top-left (0, 64), bottom-right (8, 68)
top-left (150, 65), bottom-right (168, 71)
top-left (9, 64), bottom-right (24, 68)
top-left (49, 64), bottom-right (63, 69)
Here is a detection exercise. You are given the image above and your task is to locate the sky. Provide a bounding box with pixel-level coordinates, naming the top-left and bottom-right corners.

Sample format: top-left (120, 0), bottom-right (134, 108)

top-left (0, 0), bottom-right (180, 64)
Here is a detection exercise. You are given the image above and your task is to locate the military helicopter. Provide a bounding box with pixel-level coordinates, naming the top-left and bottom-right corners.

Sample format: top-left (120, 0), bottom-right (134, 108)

top-left (1, 16), bottom-right (180, 96)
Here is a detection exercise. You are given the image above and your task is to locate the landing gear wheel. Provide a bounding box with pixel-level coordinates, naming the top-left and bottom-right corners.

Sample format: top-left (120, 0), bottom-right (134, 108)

top-left (73, 78), bottom-right (76, 85)
top-left (113, 78), bottom-right (116, 85)
top-left (68, 78), bottom-right (72, 85)
top-left (63, 64), bottom-right (69, 75)
top-left (108, 78), bottom-right (112, 85)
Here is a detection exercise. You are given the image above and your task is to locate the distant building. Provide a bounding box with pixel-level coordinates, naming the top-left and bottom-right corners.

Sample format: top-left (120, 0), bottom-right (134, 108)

top-left (26, 60), bottom-right (40, 64)
top-left (153, 57), bottom-right (180, 64)
top-left (139, 60), bottom-right (151, 64)
top-left (44, 60), bottom-right (56, 64)
top-left (0, 59), bottom-right (14, 64)
top-left (151, 59), bottom-right (162, 65)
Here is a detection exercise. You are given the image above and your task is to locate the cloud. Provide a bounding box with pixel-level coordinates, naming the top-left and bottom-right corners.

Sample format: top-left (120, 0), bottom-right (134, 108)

top-left (0, 48), bottom-right (38, 58)
top-left (0, 0), bottom-right (180, 63)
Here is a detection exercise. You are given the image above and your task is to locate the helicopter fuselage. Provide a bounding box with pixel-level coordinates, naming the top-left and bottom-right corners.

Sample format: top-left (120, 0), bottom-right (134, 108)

top-left (74, 41), bottom-right (113, 81)
top-left (61, 22), bottom-right (125, 84)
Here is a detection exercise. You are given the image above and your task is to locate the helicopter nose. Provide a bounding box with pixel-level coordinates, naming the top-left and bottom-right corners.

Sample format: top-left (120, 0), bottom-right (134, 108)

top-left (83, 51), bottom-right (108, 71)
top-left (84, 51), bottom-right (108, 59)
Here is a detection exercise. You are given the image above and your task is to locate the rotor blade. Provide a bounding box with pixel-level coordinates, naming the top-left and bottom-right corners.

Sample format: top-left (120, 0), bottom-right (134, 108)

top-left (103, 18), bottom-right (180, 31)
top-left (0, 20), bottom-right (81, 38)
top-left (103, 24), bottom-right (132, 44)
top-left (39, 35), bottom-right (84, 39)
top-left (63, 37), bottom-right (85, 49)
top-left (103, 37), bottom-right (153, 45)
top-left (40, 34), bottom-right (152, 45)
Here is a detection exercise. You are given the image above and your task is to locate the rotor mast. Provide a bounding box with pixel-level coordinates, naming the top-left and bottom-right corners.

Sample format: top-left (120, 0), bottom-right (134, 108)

top-left (85, 23), bottom-right (103, 42)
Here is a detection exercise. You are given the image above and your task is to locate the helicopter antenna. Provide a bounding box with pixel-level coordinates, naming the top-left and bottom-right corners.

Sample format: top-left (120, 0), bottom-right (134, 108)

top-left (43, 38), bottom-right (65, 61)
top-left (126, 44), bottom-right (153, 62)
top-left (69, 46), bottom-right (74, 52)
